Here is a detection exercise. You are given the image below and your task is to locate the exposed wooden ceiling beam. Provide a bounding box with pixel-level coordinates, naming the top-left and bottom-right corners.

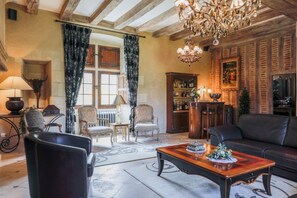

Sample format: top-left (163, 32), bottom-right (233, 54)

top-left (60, 0), bottom-right (81, 20)
top-left (26, 0), bottom-right (39, 15)
top-left (195, 16), bottom-right (295, 48)
top-left (114, 0), bottom-right (165, 30)
top-left (262, 0), bottom-right (297, 21)
top-left (152, 22), bottom-right (184, 38)
top-left (169, 7), bottom-right (283, 41)
top-left (90, 0), bottom-right (123, 25)
top-left (98, 21), bottom-right (137, 34)
top-left (137, 7), bottom-right (177, 32)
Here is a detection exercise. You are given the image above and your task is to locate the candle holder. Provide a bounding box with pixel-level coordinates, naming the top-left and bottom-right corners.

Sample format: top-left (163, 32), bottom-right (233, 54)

top-left (209, 93), bottom-right (222, 102)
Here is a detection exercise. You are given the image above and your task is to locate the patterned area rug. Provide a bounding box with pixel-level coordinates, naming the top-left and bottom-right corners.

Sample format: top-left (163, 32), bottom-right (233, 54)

top-left (93, 132), bottom-right (201, 167)
top-left (125, 161), bottom-right (297, 198)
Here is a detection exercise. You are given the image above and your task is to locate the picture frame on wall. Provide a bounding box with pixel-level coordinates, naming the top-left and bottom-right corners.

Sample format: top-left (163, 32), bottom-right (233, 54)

top-left (221, 57), bottom-right (240, 90)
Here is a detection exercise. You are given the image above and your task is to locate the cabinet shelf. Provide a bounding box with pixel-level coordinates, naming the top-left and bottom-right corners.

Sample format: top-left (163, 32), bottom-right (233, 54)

top-left (173, 110), bottom-right (189, 113)
top-left (166, 72), bottom-right (198, 133)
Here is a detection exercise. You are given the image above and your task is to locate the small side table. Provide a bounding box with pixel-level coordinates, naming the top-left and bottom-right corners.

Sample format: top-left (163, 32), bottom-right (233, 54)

top-left (43, 113), bottom-right (64, 132)
top-left (110, 123), bottom-right (130, 142)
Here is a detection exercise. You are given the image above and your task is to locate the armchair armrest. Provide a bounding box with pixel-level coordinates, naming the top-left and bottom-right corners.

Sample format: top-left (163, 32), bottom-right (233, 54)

top-left (55, 133), bottom-right (92, 155)
top-left (209, 125), bottom-right (243, 146)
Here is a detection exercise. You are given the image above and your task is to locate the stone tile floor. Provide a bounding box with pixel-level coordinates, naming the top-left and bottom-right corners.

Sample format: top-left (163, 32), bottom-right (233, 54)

top-left (0, 132), bottom-right (195, 198)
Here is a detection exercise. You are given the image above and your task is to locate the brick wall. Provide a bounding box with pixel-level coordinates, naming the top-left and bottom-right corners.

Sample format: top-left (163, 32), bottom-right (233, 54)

top-left (210, 30), bottom-right (296, 120)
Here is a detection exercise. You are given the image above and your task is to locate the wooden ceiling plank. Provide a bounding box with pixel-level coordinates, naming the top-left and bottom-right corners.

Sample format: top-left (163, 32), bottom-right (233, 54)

top-left (114, 0), bottom-right (165, 30)
top-left (137, 7), bottom-right (176, 32)
top-left (26, 0), bottom-right (39, 15)
top-left (169, 29), bottom-right (192, 41)
top-left (60, 0), bottom-right (81, 20)
top-left (262, 0), bottom-right (297, 21)
top-left (152, 22), bottom-right (184, 38)
top-left (90, 0), bottom-right (123, 25)
top-left (196, 17), bottom-right (295, 47)
top-left (98, 21), bottom-right (137, 34)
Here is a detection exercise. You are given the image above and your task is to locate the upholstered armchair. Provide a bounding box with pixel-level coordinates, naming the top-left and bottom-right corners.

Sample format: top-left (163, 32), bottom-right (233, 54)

top-left (134, 104), bottom-right (159, 142)
top-left (24, 107), bottom-right (62, 133)
top-left (24, 132), bottom-right (95, 198)
top-left (78, 106), bottom-right (114, 144)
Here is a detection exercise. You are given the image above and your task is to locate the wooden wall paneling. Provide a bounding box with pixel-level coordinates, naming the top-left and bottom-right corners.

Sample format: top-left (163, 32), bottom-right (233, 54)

top-left (223, 48), bottom-right (230, 59)
top-left (283, 33), bottom-right (293, 71)
top-left (231, 47), bottom-right (238, 57)
top-left (215, 50), bottom-right (221, 92)
top-left (259, 39), bottom-right (269, 113)
top-left (267, 38), bottom-right (273, 114)
top-left (292, 32), bottom-right (296, 72)
top-left (240, 45), bottom-right (247, 89)
top-left (271, 37), bottom-right (280, 73)
top-left (248, 42), bottom-right (257, 113)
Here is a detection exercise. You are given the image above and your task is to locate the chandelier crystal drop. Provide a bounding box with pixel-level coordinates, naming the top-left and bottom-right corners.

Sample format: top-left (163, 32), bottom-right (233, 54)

top-left (177, 40), bottom-right (203, 66)
top-left (175, 0), bottom-right (262, 45)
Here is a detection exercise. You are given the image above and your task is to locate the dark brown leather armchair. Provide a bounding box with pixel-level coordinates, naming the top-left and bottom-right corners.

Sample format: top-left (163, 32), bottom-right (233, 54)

top-left (24, 132), bottom-right (95, 198)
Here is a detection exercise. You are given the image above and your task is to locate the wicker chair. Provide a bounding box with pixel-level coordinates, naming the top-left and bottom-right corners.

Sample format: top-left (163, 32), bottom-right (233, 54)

top-left (24, 107), bottom-right (62, 133)
top-left (134, 104), bottom-right (159, 142)
top-left (78, 106), bottom-right (114, 145)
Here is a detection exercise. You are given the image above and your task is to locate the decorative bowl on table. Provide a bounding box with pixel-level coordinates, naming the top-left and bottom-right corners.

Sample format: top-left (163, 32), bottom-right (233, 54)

top-left (209, 93), bottom-right (221, 102)
top-left (206, 143), bottom-right (237, 170)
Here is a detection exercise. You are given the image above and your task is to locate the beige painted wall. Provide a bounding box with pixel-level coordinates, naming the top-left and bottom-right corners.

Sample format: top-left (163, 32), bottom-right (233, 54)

top-left (0, 0), bottom-right (5, 44)
top-left (139, 33), bottom-right (211, 132)
top-left (0, 3), bottom-right (65, 133)
top-left (1, 3), bottom-right (211, 134)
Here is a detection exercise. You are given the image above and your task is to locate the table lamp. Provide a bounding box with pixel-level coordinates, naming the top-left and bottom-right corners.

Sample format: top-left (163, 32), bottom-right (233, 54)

top-left (0, 76), bottom-right (33, 114)
top-left (113, 95), bottom-right (126, 124)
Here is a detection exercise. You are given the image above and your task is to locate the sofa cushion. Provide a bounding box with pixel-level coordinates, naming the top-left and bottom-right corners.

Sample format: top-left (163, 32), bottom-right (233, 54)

top-left (264, 146), bottom-right (297, 171)
top-left (224, 139), bottom-right (278, 157)
top-left (284, 117), bottom-right (297, 148)
top-left (237, 114), bottom-right (289, 145)
top-left (87, 153), bottom-right (96, 177)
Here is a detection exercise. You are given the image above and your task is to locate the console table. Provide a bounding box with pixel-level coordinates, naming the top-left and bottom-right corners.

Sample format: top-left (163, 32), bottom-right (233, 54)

top-left (0, 114), bottom-right (22, 153)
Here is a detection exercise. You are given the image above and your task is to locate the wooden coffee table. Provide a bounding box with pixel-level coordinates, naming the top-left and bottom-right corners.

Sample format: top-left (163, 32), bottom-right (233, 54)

top-left (156, 144), bottom-right (275, 198)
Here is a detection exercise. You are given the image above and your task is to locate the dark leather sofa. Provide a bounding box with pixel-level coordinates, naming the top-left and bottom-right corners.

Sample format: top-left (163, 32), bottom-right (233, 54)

top-left (209, 114), bottom-right (297, 182)
top-left (24, 132), bottom-right (96, 198)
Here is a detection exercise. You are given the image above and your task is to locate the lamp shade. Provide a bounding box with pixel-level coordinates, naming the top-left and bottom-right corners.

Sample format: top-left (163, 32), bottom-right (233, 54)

top-left (0, 76), bottom-right (33, 115)
top-left (113, 95), bottom-right (126, 105)
top-left (0, 76), bottom-right (32, 90)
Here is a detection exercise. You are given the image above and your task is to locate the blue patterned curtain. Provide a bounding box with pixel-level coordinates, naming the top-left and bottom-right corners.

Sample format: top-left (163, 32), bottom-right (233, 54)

top-left (124, 35), bottom-right (139, 135)
top-left (63, 24), bottom-right (91, 133)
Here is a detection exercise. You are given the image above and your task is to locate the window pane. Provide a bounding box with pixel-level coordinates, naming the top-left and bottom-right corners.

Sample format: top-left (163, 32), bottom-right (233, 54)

top-left (84, 95), bottom-right (93, 105)
top-left (77, 95), bottom-right (83, 105)
top-left (101, 85), bottom-right (109, 94)
top-left (101, 95), bottom-right (109, 105)
top-left (84, 84), bottom-right (93, 94)
top-left (84, 73), bottom-right (93, 83)
top-left (110, 85), bottom-right (117, 94)
top-left (110, 75), bottom-right (118, 84)
top-left (110, 95), bottom-right (116, 105)
top-left (101, 74), bottom-right (109, 84)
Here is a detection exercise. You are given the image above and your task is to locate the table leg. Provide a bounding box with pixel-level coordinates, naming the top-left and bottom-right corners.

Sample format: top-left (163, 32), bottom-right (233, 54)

top-left (157, 152), bottom-right (164, 176)
top-left (219, 178), bottom-right (231, 198)
top-left (263, 172), bottom-right (272, 196)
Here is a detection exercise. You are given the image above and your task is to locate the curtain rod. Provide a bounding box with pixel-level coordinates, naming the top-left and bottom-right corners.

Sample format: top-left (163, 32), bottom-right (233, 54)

top-left (55, 19), bottom-right (146, 38)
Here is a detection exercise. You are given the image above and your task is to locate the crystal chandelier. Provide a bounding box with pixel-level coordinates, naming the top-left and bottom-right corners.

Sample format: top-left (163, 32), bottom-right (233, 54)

top-left (177, 39), bottom-right (203, 66)
top-left (175, 0), bottom-right (262, 45)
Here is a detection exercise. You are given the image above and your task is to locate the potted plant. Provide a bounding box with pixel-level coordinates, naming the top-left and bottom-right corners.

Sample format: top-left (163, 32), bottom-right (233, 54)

top-left (238, 87), bottom-right (250, 117)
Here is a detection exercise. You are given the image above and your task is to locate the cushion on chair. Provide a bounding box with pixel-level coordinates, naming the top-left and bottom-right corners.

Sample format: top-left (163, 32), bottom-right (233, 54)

top-left (87, 126), bottom-right (113, 134)
top-left (135, 123), bottom-right (159, 132)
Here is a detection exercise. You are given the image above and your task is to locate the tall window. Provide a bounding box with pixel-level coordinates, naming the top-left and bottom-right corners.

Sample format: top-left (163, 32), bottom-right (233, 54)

top-left (78, 44), bottom-right (123, 109)
top-left (77, 71), bottom-right (94, 106)
top-left (99, 73), bottom-right (119, 108)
